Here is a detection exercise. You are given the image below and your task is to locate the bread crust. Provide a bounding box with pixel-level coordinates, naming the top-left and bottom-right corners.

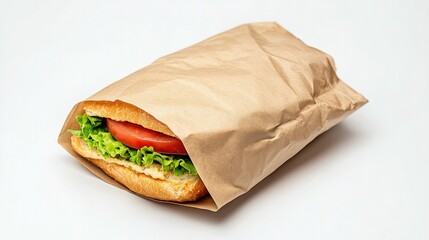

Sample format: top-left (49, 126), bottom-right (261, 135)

top-left (83, 100), bottom-right (176, 137)
top-left (71, 135), bottom-right (208, 202)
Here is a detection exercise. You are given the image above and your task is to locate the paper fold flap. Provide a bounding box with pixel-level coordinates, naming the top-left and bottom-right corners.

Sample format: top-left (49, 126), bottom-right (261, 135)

top-left (58, 22), bottom-right (367, 211)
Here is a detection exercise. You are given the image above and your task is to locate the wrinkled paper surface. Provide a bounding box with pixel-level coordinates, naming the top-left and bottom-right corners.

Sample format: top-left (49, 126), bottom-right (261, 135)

top-left (58, 22), bottom-right (367, 211)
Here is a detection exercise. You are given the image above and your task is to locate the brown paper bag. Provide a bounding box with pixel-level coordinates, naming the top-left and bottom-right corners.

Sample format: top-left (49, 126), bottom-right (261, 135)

top-left (58, 22), bottom-right (367, 211)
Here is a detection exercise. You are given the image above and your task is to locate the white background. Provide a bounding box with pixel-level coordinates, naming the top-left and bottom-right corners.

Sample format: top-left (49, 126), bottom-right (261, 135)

top-left (1, 0), bottom-right (428, 239)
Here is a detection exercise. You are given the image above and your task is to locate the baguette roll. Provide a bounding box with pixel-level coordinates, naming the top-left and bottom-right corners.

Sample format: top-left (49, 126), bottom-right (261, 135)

top-left (70, 101), bottom-right (208, 202)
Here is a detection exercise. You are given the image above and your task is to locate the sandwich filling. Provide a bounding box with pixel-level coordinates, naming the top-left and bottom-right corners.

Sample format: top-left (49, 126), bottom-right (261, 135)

top-left (69, 114), bottom-right (197, 176)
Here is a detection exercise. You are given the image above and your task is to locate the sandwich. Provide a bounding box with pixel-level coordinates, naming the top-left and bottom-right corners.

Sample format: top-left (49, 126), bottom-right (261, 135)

top-left (69, 100), bottom-right (208, 202)
top-left (60, 23), bottom-right (367, 210)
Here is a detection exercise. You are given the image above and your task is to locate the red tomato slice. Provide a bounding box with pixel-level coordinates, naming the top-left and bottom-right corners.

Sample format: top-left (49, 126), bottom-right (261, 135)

top-left (106, 118), bottom-right (187, 155)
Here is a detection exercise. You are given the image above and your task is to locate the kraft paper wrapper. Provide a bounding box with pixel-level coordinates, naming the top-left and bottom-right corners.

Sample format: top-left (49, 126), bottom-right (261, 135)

top-left (58, 22), bottom-right (367, 211)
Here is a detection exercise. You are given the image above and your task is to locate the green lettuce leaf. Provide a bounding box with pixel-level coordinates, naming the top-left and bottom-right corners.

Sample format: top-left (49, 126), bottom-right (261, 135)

top-left (68, 114), bottom-right (197, 176)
